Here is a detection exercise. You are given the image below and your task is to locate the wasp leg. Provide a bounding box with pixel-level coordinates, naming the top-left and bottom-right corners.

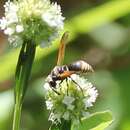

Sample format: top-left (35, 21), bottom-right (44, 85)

top-left (69, 76), bottom-right (84, 95)
top-left (50, 87), bottom-right (60, 95)
top-left (59, 80), bottom-right (64, 91)
top-left (59, 80), bottom-right (64, 85)
top-left (65, 78), bottom-right (69, 95)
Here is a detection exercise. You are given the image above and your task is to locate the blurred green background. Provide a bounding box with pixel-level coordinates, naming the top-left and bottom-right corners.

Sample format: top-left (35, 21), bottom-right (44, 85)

top-left (0, 0), bottom-right (130, 130)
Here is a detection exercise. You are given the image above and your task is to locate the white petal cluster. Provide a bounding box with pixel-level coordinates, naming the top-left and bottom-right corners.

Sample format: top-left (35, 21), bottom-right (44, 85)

top-left (0, 0), bottom-right (64, 47)
top-left (0, 1), bottom-right (19, 34)
top-left (44, 74), bottom-right (98, 124)
top-left (71, 74), bottom-right (98, 108)
top-left (46, 100), bottom-right (53, 110)
top-left (62, 96), bottom-right (75, 110)
top-left (42, 2), bottom-right (64, 29)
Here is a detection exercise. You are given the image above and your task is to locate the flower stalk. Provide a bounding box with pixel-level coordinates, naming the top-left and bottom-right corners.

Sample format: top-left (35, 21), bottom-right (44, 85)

top-left (13, 40), bottom-right (36, 130)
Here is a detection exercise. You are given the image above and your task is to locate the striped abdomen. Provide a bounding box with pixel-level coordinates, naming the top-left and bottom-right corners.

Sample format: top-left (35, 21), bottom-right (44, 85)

top-left (68, 60), bottom-right (94, 73)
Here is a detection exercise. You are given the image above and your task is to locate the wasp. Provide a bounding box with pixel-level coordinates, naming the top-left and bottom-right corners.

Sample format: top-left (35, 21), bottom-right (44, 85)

top-left (46, 32), bottom-right (94, 94)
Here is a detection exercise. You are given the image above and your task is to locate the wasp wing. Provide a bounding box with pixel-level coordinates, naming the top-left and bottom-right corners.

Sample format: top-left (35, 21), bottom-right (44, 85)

top-left (56, 32), bottom-right (69, 66)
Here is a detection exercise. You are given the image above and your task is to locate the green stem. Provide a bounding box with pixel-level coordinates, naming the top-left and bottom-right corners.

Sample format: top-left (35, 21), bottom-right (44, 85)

top-left (12, 102), bottom-right (22, 130)
top-left (12, 40), bottom-right (36, 130)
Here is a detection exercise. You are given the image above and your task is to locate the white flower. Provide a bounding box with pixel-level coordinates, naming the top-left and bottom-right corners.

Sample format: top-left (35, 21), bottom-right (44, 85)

top-left (43, 82), bottom-right (52, 94)
top-left (67, 104), bottom-right (75, 110)
top-left (83, 98), bottom-right (92, 108)
top-left (83, 86), bottom-right (98, 108)
top-left (62, 96), bottom-right (75, 110)
top-left (4, 27), bottom-right (15, 35)
top-left (62, 96), bottom-right (75, 106)
top-left (4, 1), bottom-right (18, 13)
top-left (49, 112), bottom-right (61, 124)
top-left (44, 74), bottom-right (98, 124)
top-left (0, 0), bottom-right (64, 47)
top-left (8, 35), bottom-right (23, 47)
top-left (46, 100), bottom-right (53, 110)
top-left (6, 12), bottom-right (18, 24)
top-left (4, 1), bottom-right (18, 24)
top-left (42, 2), bottom-right (64, 29)
top-left (0, 17), bottom-right (7, 30)
top-left (82, 111), bottom-right (90, 117)
top-left (63, 111), bottom-right (70, 120)
top-left (49, 112), bottom-right (55, 122)
top-left (16, 25), bottom-right (24, 33)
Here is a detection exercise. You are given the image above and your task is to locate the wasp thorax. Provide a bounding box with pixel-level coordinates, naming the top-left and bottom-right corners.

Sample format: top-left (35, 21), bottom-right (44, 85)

top-left (52, 66), bottom-right (61, 76)
top-left (52, 65), bottom-right (68, 75)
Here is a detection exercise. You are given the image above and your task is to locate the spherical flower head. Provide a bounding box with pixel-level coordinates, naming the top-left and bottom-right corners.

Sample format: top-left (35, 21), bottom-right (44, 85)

top-left (44, 74), bottom-right (98, 125)
top-left (0, 0), bottom-right (64, 47)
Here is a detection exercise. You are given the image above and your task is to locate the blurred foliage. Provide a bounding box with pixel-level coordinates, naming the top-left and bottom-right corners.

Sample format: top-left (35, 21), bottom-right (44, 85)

top-left (0, 0), bottom-right (130, 130)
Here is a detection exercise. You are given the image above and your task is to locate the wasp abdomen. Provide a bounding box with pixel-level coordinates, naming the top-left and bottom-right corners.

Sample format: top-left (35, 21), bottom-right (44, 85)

top-left (68, 60), bottom-right (93, 73)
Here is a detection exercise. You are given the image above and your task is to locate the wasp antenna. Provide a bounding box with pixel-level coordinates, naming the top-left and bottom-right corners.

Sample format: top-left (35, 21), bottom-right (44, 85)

top-left (57, 31), bottom-right (69, 65)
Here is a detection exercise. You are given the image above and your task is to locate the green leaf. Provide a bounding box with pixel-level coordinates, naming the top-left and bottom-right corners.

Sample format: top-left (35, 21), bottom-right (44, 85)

top-left (71, 111), bottom-right (113, 130)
